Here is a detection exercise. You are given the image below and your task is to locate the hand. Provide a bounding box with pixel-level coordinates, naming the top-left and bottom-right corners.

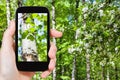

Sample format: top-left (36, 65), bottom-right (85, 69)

top-left (0, 21), bottom-right (62, 80)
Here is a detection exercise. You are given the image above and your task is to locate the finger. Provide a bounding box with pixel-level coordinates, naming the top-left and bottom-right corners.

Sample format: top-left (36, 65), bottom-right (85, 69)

top-left (48, 42), bottom-right (57, 59)
top-left (48, 58), bottom-right (56, 71)
top-left (41, 58), bottom-right (56, 78)
top-left (4, 20), bottom-right (15, 37)
top-left (1, 20), bottom-right (15, 49)
top-left (41, 42), bottom-right (57, 78)
top-left (50, 29), bottom-right (62, 38)
top-left (41, 70), bottom-right (51, 78)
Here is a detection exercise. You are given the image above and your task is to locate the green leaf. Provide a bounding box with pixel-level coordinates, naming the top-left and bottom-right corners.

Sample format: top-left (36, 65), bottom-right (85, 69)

top-left (22, 30), bottom-right (28, 39)
top-left (29, 27), bottom-right (35, 33)
top-left (32, 13), bottom-right (38, 18)
top-left (27, 35), bottom-right (34, 41)
top-left (36, 25), bottom-right (42, 30)
top-left (26, 17), bottom-right (31, 23)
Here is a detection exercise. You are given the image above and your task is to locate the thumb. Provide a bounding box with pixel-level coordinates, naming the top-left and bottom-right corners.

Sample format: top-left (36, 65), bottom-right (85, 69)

top-left (1, 20), bottom-right (15, 50)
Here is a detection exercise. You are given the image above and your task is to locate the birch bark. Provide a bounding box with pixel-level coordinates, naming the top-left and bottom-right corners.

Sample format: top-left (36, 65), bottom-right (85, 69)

top-left (6, 0), bottom-right (10, 26)
top-left (52, 0), bottom-right (56, 80)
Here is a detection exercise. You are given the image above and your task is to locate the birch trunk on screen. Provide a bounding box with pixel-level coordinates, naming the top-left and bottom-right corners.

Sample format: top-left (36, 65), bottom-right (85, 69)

top-left (21, 23), bottom-right (38, 61)
top-left (20, 14), bottom-right (38, 61)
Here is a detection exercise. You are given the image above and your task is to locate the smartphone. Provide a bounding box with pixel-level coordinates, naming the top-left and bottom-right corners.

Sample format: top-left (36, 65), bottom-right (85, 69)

top-left (15, 7), bottom-right (50, 71)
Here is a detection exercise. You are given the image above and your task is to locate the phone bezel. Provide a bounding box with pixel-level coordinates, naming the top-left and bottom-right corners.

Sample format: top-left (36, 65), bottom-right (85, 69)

top-left (15, 7), bottom-right (50, 71)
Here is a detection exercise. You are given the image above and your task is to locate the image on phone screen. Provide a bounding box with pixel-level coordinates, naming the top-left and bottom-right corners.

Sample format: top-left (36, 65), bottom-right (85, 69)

top-left (18, 13), bottom-right (47, 62)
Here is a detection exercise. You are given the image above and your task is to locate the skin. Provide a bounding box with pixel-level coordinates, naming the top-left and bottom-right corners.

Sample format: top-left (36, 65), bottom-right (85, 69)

top-left (0, 21), bottom-right (62, 80)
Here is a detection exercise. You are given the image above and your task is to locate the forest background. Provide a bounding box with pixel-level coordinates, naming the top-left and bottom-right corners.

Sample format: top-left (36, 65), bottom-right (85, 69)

top-left (0, 0), bottom-right (120, 80)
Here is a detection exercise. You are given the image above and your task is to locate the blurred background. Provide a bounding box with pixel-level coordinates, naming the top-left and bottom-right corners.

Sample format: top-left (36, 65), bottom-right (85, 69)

top-left (0, 0), bottom-right (120, 80)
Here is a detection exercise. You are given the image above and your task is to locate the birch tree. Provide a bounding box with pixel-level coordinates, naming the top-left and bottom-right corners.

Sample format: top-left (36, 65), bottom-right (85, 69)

top-left (17, 0), bottom-right (39, 61)
top-left (52, 0), bottom-right (56, 80)
top-left (71, 0), bottom-right (80, 80)
top-left (17, 0), bottom-right (22, 7)
top-left (82, 1), bottom-right (91, 80)
top-left (6, 0), bottom-right (10, 26)
top-left (86, 54), bottom-right (90, 80)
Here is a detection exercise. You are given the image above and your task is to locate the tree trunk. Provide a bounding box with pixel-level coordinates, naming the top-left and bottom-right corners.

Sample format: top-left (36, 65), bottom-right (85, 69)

top-left (71, 0), bottom-right (80, 80)
top-left (115, 64), bottom-right (118, 80)
top-left (61, 65), bottom-right (64, 76)
top-left (105, 0), bottom-right (112, 4)
top-left (75, 0), bottom-right (79, 24)
top-left (60, 53), bottom-right (64, 76)
top-left (107, 69), bottom-right (110, 80)
top-left (52, 0), bottom-right (56, 80)
top-left (101, 66), bottom-right (105, 80)
top-left (82, 0), bottom-right (85, 3)
top-left (6, 0), bottom-right (10, 26)
top-left (21, 25), bottom-right (38, 61)
top-left (17, 0), bottom-right (22, 7)
top-left (72, 55), bottom-right (76, 80)
top-left (86, 54), bottom-right (90, 80)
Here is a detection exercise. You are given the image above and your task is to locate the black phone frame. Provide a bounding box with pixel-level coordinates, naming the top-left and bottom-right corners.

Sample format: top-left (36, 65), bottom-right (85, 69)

top-left (15, 6), bottom-right (50, 71)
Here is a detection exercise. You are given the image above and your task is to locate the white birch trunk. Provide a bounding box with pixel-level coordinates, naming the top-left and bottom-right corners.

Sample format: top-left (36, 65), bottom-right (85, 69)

top-left (71, 1), bottom-right (80, 80)
top-left (86, 54), bottom-right (90, 80)
top-left (52, 0), bottom-right (56, 80)
top-left (107, 69), bottom-right (110, 80)
top-left (72, 55), bottom-right (76, 80)
top-left (13, 0), bottom-right (17, 13)
top-left (22, 23), bottom-right (38, 61)
top-left (102, 66), bottom-right (105, 80)
top-left (6, 0), bottom-right (10, 26)
top-left (62, 66), bottom-right (64, 76)
top-left (115, 64), bottom-right (118, 80)
top-left (18, 0), bottom-right (22, 7)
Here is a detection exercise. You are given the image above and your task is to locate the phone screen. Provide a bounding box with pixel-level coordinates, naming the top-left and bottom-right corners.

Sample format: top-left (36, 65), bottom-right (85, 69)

top-left (18, 13), bottom-right (48, 62)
